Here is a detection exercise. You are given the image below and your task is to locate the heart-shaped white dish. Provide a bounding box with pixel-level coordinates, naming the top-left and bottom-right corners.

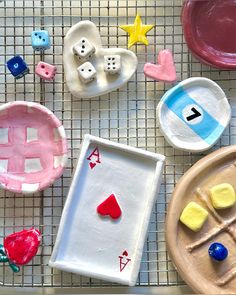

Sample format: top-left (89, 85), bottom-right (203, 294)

top-left (64, 21), bottom-right (138, 99)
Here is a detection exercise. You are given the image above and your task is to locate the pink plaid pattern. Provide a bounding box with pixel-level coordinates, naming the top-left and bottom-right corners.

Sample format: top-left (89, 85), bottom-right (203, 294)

top-left (0, 102), bottom-right (67, 193)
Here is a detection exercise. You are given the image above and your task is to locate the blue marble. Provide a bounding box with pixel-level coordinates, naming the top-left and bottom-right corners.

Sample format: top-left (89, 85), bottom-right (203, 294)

top-left (31, 30), bottom-right (50, 51)
top-left (6, 55), bottom-right (29, 79)
top-left (208, 242), bottom-right (228, 261)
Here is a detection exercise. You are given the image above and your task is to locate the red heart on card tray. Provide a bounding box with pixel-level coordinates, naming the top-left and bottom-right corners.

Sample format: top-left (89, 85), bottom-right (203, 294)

top-left (97, 194), bottom-right (122, 220)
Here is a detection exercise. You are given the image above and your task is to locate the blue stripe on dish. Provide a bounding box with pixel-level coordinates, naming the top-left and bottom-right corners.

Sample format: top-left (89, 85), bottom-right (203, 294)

top-left (162, 85), bottom-right (225, 145)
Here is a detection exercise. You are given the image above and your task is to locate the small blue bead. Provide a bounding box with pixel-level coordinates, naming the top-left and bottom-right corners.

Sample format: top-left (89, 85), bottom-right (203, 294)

top-left (31, 30), bottom-right (50, 51)
top-left (6, 55), bottom-right (29, 79)
top-left (208, 242), bottom-right (228, 261)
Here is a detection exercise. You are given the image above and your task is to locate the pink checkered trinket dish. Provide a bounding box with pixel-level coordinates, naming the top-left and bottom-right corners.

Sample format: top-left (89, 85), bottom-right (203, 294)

top-left (0, 101), bottom-right (67, 194)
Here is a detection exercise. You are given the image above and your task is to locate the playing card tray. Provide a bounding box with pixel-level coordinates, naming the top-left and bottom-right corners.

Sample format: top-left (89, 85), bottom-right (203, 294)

top-left (2, 1), bottom-right (236, 292)
top-left (49, 134), bottom-right (165, 286)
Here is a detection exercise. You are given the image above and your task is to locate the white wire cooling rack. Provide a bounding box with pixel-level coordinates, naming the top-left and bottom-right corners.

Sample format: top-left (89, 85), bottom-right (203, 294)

top-left (0, 0), bottom-right (235, 289)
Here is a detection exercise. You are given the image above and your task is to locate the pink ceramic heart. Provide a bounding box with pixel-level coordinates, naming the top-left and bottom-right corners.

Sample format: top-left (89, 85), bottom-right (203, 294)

top-left (143, 49), bottom-right (177, 83)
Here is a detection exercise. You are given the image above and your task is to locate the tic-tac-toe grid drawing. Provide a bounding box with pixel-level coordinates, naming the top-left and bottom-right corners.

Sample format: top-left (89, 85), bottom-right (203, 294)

top-left (0, 0), bottom-right (236, 291)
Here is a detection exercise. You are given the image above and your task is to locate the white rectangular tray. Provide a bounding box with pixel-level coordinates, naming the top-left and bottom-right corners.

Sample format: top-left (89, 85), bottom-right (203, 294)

top-left (49, 134), bottom-right (165, 286)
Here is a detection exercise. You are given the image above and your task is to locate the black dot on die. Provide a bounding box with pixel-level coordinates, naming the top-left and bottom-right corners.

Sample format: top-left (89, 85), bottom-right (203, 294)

top-left (108, 63), bottom-right (110, 65)
top-left (108, 67), bottom-right (110, 70)
top-left (108, 58), bottom-right (111, 61)
top-left (43, 39), bottom-right (45, 42)
top-left (35, 33), bottom-right (38, 36)
top-left (89, 69), bottom-right (92, 72)
top-left (113, 67), bottom-right (116, 69)
top-left (81, 50), bottom-right (84, 53)
top-left (113, 62), bottom-right (115, 65)
top-left (81, 69), bottom-right (84, 71)
top-left (112, 58), bottom-right (115, 60)
top-left (82, 39), bottom-right (85, 43)
top-left (39, 35), bottom-right (42, 39)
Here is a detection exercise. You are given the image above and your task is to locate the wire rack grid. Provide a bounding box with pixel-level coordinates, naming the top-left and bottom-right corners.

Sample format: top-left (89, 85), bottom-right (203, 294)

top-left (0, 0), bottom-right (235, 289)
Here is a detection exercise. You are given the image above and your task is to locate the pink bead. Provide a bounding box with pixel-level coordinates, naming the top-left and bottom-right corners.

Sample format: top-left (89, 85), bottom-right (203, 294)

top-left (143, 49), bottom-right (177, 83)
top-left (35, 61), bottom-right (56, 81)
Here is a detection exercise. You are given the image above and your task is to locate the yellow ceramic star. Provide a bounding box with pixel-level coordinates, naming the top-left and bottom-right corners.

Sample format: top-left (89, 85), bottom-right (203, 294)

top-left (119, 14), bottom-right (154, 48)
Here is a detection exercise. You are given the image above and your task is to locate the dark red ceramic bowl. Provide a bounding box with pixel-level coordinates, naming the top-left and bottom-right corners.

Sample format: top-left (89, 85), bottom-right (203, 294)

top-left (182, 0), bottom-right (236, 70)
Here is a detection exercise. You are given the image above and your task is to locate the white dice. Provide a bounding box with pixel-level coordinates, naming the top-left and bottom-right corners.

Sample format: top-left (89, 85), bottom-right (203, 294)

top-left (73, 38), bottom-right (96, 61)
top-left (104, 55), bottom-right (121, 74)
top-left (77, 62), bottom-right (97, 84)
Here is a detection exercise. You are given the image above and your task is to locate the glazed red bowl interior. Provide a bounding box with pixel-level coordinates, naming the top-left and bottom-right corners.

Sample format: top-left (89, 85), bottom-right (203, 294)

top-left (182, 0), bottom-right (236, 69)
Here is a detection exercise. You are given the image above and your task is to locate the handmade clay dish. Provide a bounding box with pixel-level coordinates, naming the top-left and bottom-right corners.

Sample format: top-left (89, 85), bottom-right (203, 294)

top-left (166, 146), bottom-right (236, 294)
top-left (49, 134), bottom-right (165, 286)
top-left (182, 0), bottom-right (236, 69)
top-left (157, 77), bottom-right (231, 152)
top-left (0, 101), bottom-right (67, 194)
top-left (64, 21), bottom-right (138, 99)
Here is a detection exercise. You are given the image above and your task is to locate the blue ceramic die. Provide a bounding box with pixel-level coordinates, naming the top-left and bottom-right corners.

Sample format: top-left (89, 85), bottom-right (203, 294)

top-left (31, 30), bottom-right (50, 51)
top-left (6, 55), bottom-right (29, 79)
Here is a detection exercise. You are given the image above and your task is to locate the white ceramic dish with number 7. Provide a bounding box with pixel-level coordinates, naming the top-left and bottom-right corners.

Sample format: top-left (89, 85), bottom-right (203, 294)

top-left (49, 134), bottom-right (165, 286)
top-left (157, 77), bottom-right (231, 153)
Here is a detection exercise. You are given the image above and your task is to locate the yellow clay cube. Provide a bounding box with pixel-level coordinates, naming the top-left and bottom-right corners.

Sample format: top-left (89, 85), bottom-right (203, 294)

top-left (210, 183), bottom-right (236, 209)
top-left (180, 201), bottom-right (208, 232)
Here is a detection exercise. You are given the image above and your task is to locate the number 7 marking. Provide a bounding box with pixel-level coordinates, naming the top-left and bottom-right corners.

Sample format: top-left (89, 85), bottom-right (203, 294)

top-left (186, 107), bottom-right (202, 122)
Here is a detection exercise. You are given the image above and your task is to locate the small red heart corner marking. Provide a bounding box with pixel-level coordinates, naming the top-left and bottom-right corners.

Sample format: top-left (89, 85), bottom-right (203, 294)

top-left (89, 162), bottom-right (96, 169)
top-left (122, 250), bottom-right (128, 256)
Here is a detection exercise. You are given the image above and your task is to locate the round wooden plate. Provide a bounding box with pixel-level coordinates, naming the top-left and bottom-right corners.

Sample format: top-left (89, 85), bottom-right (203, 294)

top-left (166, 146), bottom-right (236, 294)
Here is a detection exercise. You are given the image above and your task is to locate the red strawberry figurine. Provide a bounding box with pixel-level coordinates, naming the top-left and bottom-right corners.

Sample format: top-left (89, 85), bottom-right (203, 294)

top-left (1, 228), bottom-right (41, 272)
